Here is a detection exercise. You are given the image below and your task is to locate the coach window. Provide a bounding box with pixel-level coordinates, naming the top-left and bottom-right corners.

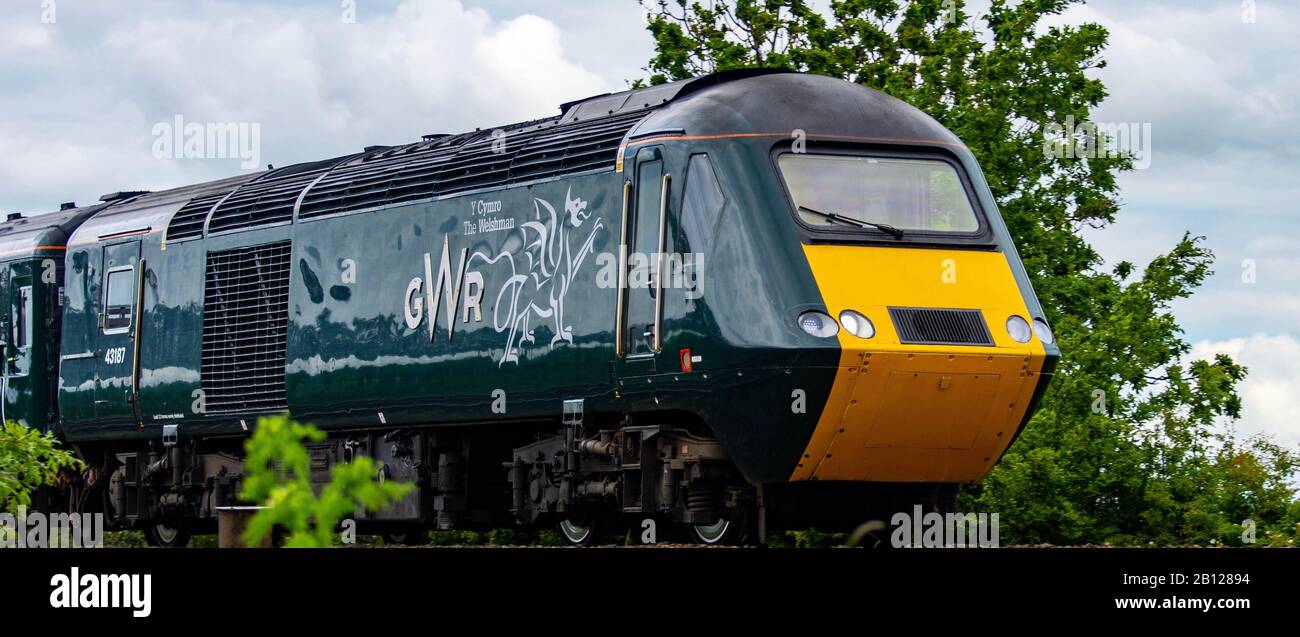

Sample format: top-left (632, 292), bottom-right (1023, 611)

top-left (103, 266), bottom-right (134, 333)
top-left (15, 285), bottom-right (32, 349)
top-left (679, 154), bottom-right (725, 256)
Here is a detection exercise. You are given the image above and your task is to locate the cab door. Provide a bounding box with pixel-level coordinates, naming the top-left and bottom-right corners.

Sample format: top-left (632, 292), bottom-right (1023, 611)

top-left (3, 264), bottom-right (35, 427)
top-left (94, 241), bottom-right (141, 424)
top-left (616, 146), bottom-right (670, 376)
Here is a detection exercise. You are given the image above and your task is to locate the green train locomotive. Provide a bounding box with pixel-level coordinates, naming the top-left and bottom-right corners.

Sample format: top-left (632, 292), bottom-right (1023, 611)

top-left (5, 70), bottom-right (1057, 545)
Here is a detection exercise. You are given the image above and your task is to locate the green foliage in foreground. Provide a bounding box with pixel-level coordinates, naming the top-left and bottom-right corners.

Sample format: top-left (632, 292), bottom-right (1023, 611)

top-left (641, 0), bottom-right (1299, 546)
top-left (240, 415), bottom-right (413, 548)
top-left (0, 421), bottom-right (84, 512)
top-left (767, 528), bottom-right (849, 549)
top-left (427, 530), bottom-right (484, 546)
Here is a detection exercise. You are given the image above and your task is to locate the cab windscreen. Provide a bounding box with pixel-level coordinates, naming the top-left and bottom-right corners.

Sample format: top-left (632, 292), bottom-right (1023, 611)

top-left (779, 154), bottom-right (980, 236)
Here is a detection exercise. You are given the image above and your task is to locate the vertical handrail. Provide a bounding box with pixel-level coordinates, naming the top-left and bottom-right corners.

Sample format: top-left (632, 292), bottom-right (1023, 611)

top-left (130, 259), bottom-right (146, 427)
top-left (615, 180), bottom-right (632, 357)
top-left (652, 174), bottom-right (671, 353)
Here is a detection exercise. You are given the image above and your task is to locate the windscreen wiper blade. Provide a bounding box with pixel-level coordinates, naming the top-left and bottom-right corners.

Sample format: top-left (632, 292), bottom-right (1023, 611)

top-left (798, 206), bottom-right (905, 239)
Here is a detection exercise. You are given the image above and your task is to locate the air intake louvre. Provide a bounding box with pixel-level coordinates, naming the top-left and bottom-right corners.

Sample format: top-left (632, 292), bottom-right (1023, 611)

top-left (296, 131), bottom-right (496, 220)
top-left (166, 192), bottom-right (228, 241)
top-left (888, 307), bottom-right (994, 346)
top-left (298, 110), bottom-right (645, 220)
top-left (207, 161), bottom-right (337, 234)
top-left (202, 241), bottom-right (291, 414)
top-left (506, 111), bottom-right (644, 182)
top-left (165, 110), bottom-right (649, 232)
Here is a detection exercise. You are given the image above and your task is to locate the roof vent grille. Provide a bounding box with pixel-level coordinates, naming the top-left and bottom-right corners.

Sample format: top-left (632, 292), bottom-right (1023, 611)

top-left (298, 110), bottom-right (645, 220)
top-left (166, 192), bottom-right (228, 241)
top-left (206, 160), bottom-right (338, 235)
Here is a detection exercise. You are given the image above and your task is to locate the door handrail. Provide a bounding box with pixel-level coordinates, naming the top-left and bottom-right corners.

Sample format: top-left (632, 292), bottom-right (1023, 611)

top-left (130, 258), bottom-right (145, 427)
top-left (615, 179), bottom-right (632, 357)
top-left (652, 174), bottom-right (671, 353)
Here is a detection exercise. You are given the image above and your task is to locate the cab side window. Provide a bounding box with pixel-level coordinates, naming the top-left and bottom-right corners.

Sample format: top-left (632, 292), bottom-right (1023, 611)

top-left (679, 154), bottom-right (725, 256)
top-left (15, 285), bottom-right (31, 349)
top-left (103, 267), bottom-right (134, 332)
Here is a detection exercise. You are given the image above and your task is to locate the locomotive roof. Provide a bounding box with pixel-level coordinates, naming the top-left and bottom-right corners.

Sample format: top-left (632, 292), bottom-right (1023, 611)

top-left (67, 172), bottom-right (262, 247)
top-left (0, 203), bottom-right (108, 260)
top-left (62, 69), bottom-right (960, 247)
top-left (632, 71), bottom-right (963, 148)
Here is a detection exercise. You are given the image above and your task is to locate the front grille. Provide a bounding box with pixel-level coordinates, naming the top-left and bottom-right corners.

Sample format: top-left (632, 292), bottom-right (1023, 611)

top-left (888, 307), bottom-right (994, 346)
top-left (201, 241), bottom-right (291, 413)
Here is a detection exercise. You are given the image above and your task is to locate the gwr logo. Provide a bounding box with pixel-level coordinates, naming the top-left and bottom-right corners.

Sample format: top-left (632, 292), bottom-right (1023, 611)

top-left (403, 235), bottom-right (485, 340)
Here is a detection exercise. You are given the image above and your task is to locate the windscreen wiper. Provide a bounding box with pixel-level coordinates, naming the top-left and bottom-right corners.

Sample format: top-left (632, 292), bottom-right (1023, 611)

top-left (798, 206), bottom-right (905, 239)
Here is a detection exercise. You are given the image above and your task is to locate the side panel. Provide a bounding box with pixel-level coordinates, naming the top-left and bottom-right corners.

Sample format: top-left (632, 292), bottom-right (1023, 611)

top-left (282, 172), bottom-right (622, 429)
top-left (59, 245), bottom-right (101, 429)
top-left (137, 236), bottom-right (205, 428)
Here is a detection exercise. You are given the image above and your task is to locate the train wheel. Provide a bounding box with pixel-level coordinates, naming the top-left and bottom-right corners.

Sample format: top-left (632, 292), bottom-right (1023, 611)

top-left (144, 520), bottom-right (192, 548)
top-left (383, 526), bottom-right (429, 546)
top-left (690, 507), bottom-right (752, 546)
top-left (691, 519), bottom-right (732, 544)
top-left (557, 514), bottom-right (605, 546)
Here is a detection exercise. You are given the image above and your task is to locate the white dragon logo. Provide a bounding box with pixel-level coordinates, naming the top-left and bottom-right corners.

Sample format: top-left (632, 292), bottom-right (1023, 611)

top-left (469, 187), bottom-right (603, 366)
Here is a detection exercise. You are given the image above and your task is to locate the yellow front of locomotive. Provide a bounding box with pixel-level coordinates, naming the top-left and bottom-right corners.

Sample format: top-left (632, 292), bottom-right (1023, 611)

top-left (776, 150), bottom-right (1058, 484)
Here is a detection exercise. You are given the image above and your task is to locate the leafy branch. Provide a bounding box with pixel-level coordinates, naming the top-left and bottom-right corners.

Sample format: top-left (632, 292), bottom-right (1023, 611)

top-left (240, 415), bottom-right (412, 548)
top-left (0, 420), bottom-right (84, 512)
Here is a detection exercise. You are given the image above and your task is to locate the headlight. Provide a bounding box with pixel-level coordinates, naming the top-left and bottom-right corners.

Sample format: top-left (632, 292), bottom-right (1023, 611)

top-left (1005, 315), bottom-right (1032, 343)
top-left (798, 311), bottom-right (839, 338)
top-left (838, 310), bottom-right (874, 339)
top-left (1032, 318), bottom-right (1054, 344)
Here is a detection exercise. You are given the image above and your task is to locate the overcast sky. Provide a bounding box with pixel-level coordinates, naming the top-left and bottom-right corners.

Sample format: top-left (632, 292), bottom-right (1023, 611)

top-left (1, 0), bottom-right (1295, 445)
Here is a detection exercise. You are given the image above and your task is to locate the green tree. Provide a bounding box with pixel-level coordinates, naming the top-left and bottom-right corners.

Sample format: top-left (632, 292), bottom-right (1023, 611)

top-left (240, 415), bottom-right (412, 548)
top-left (641, 0), bottom-right (1296, 544)
top-left (0, 421), bottom-right (84, 512)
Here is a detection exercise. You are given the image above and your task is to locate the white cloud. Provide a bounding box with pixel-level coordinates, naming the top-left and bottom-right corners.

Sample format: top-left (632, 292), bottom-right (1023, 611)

top-left (1173, 287), bottom-right (1300, 343)
top-left (0, 21), bottom-right (52, 53)
top-left (1051, 2), bottom-right (1300, 219)
top-left (1113, 147), bottom-right (1300, 220)
top-left (0, 0), bottom-right (617, 213)
top-left (1063, 2), bottom-right (1300, 155)
top-left (1191, 333), bottom-right (1300, 447)
top-left (1245, 236), bottom-right (1300, 253)
top-left (1043, 1), bottom-right (1300, 349)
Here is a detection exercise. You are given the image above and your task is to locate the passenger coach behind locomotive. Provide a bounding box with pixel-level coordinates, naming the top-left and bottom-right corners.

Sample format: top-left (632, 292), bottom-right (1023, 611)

top-left (37, 69), bottom-right (1057, 546)
top-left (0, 202), bottom-right (109, 432)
